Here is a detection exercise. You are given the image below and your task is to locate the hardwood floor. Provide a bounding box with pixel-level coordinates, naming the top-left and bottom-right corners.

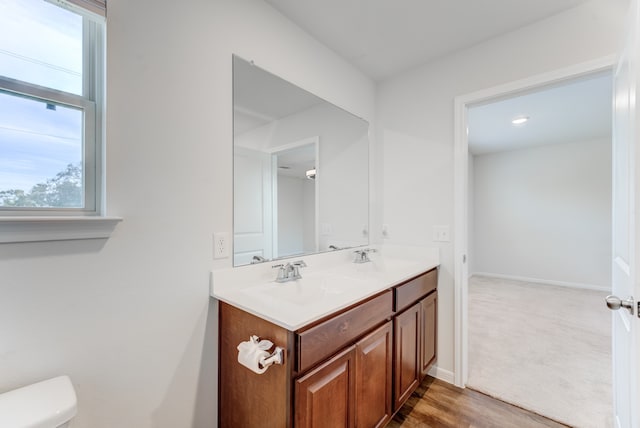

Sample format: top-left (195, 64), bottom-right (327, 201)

top-left (387, 377), bottom-right (569, 428)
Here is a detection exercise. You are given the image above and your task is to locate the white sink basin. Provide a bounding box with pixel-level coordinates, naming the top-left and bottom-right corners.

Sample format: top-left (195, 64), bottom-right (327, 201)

top-left (330, 257), bottom-right (422, 279)
top-left (242, 273), bottom-right (376, 306)
top-left (211, 245), bottom-right (440, 330)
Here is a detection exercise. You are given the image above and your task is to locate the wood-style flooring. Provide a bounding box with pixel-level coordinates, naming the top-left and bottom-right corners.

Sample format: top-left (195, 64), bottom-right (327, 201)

top-left (387, 377), bottom-right (569, 428)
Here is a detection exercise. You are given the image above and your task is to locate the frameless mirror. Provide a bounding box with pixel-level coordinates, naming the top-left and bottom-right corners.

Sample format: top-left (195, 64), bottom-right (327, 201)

top-left (233, 55), bottom-right (369, 266)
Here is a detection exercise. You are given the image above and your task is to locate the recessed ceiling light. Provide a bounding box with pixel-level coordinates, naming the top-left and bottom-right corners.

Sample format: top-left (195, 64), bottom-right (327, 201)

top-left (512, 116), bottom-right (529, 125)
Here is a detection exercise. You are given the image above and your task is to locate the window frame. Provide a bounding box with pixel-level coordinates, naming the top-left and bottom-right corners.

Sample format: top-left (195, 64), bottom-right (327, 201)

top-left (0, 0), bottom-right (118, 243)
top-left (0, 4), bottom-right (105, 217)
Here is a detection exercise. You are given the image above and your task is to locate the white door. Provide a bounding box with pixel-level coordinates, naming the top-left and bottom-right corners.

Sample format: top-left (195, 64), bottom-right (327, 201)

top-left (610, 1), bottom-right (640, 426)
top-left (233, 146), bottom-right (273, 265)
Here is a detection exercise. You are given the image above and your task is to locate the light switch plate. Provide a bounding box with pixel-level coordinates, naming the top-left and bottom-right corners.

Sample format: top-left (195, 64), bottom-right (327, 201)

top-left (433, 225), bottom-right (450, 242)
top-left (321, 223), bottom-right (333, 236)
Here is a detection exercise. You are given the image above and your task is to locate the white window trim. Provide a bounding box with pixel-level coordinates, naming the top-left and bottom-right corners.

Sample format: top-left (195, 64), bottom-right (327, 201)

top-left (0, 216), bottom-right (121, 243)
top-left (0, 1), bottom-right (120, 243)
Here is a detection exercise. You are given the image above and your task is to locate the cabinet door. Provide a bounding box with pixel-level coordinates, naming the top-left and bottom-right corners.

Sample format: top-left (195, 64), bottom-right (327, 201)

top-left (355, 321), bottom-right (393, 428)
top-left (393, 302), bottom-right (420, 410)
top-left (420, 292), bottom-right (437, 379)
top-left (295, 346), bottom-right (356, 428)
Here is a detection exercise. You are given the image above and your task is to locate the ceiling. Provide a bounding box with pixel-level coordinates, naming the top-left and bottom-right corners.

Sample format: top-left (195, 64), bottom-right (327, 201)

top-left (277, 144), bottom-right (316, 179)
top-left (467, 71), bottom-right (612, 155)
top-left (249, 2), bottom-right (613, 156)
top-left (263, 0), bottom-right (589, 81)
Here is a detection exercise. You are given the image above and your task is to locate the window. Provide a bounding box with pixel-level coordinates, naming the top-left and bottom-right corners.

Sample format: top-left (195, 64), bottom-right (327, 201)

top-left (0, 0), bottom-right (105, 215)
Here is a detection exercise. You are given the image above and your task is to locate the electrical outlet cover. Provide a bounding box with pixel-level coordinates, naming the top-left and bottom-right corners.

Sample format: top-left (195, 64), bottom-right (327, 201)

top-left (213, 232), bottom-right (230, 259)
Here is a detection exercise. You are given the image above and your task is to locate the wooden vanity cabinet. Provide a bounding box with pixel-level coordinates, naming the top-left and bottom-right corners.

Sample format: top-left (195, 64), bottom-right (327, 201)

top-left (392, 268), bottom-right (438, 411)
top-left (294, 291), bottom-right (393, 428)
top-left (393, 302), bottom-right (421, 409)
top-left (218, 267), bottom-right (437, 428)
top-left (295, 321), bottom-right (393, 428)
top-left (420, 292), bottom-right (437, 378)
top-left (355, 321), bottom-right (393, 428)
top-left (296, 291), bottom-right (393, 373)
top-left (295, 345), bottom-right (356, 428)
top-left (218, 302), bottom-right (294, 428)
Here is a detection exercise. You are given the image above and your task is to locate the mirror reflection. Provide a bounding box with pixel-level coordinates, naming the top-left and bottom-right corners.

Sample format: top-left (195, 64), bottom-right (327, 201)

top-left (233, 55), bottom-right (369, 266)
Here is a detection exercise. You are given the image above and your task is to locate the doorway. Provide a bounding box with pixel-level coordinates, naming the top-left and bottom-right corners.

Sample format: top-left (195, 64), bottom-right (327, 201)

top-left (453, 57), bottom-right (615, 426)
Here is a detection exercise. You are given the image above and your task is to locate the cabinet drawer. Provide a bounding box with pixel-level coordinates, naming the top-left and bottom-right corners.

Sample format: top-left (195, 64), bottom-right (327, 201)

top-left (297, 290), bottom-right (393, 373)
top-left (394, 268), bottom-right (437, 312)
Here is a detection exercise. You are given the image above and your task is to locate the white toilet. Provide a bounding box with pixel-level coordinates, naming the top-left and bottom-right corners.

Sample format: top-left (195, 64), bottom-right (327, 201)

top-left (0, 376), bottom-right (77, 428)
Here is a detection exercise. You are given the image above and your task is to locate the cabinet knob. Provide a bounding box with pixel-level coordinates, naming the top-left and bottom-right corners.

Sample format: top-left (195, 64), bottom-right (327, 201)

top-left (339, 322), bottom-right (349, 333)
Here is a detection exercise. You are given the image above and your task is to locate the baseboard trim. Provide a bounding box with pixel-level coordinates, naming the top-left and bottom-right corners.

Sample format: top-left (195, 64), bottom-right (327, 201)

top-left (428, 365), bottom-right (455, 384)
top-left (471, 272), bottom-right (611, 292)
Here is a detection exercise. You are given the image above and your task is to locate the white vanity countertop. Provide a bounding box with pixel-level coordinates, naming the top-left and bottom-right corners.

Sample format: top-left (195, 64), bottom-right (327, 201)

top-left (210, 245), bottom-right (440, 331)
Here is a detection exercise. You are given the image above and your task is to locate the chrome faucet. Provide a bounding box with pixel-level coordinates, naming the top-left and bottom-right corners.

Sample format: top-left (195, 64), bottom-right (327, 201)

top-left (272, 260), bottom-right (307, 283)
top-left (353, 248), bottom-right (376, 263)
top-left (251, 255), bottom-right (267, 264)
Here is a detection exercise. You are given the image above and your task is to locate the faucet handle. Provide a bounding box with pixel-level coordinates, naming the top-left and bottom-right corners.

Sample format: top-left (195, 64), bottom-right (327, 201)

top-left (291, 260), bottom-right (306, 277)
top-left (272, 264), bottom-right (287, 281)
top-left (354, 248), bottom-right (376, 254)
top-left (353, 248), bottom-right (375, 263)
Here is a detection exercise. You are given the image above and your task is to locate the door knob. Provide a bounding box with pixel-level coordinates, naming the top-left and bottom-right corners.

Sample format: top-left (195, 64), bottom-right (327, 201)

top-left (605, 295), bottom-right (635, 315)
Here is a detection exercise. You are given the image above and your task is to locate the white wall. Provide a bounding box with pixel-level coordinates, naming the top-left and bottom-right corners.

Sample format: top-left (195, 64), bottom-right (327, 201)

top-left (0, 1), bottom-right (374, 427)
top-left (473, 139), bottom-right (612, 289)
top-left (277, 175), bottom-right (308, 257)
top-left (377, 0), bottom-right (626, 379)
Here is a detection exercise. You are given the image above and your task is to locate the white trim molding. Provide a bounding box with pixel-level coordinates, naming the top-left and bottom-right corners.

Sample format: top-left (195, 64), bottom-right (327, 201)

top-left (0, 216), bottom-right (122, 243)
top-left (471, 272), bottom-right (611, 292)
top-left (453, 55), bottom-right (616, 389)
top-left (427, 365), bottom-right (455, 384)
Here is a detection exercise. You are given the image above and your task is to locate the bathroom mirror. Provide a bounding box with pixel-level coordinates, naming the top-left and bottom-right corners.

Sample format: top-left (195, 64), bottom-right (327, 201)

top-left (233, 55), bottom-right (369, 266)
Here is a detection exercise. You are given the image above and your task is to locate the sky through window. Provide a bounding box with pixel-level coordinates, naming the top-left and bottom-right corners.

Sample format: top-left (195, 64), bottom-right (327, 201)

top-left (0, 0), bottom-right (83, 202)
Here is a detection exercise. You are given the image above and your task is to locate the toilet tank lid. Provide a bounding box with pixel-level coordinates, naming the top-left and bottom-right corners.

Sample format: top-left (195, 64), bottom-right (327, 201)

top-left (0, 376), bottom-right (77, 428)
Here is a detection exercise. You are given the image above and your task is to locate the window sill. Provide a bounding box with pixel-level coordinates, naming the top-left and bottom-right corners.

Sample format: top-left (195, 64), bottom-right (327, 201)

top-left (0, 216), bottom-right (122, 243)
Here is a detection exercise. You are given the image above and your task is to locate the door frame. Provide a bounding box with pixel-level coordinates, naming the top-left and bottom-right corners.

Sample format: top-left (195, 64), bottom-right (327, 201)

top-left (453, 55), bottom-right (616, 388)
top-left (267, 136), bottom-right (320, 256)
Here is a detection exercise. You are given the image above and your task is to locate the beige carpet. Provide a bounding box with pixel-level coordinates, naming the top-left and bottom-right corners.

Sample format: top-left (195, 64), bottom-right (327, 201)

top-left (467, 275), bottom-right (612, 428)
